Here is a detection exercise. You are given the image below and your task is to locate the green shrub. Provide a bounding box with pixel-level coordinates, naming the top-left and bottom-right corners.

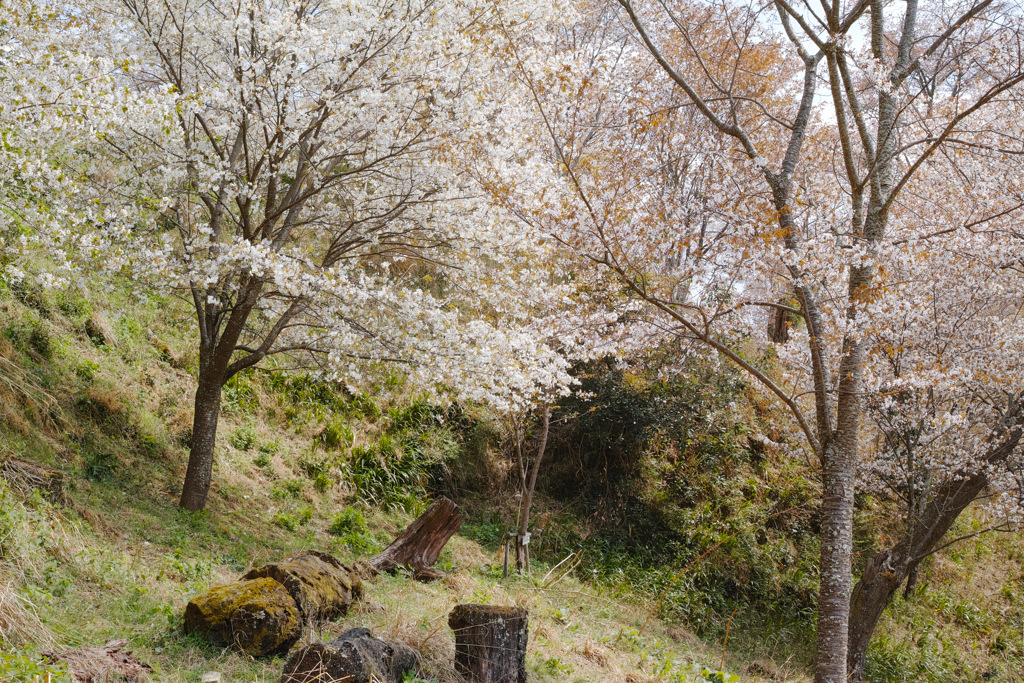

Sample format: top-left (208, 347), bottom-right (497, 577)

top-left (55, 288), bottom-right (92, 320)
top-left (229, 423), bottom-right (258, 451)
top-left (4, 313), bottom-right (53, 359)
top-left (270, 479), bottom-right (304, 500)
top-left (316, 420), bottom-right (353, 450)
top-left (327, 506), bottom-right (368, 536)
top-left (222, 371), bottom-right (259, 415)
top-left (273, 512), bottom-right (298, 531)
top-left (327, 506), bottom-right (379, 553)
top-left (0, 648), bottom-right (72, 683)
top-left (83, 450), bottom-right (119, 482)
top-left (75, 359), bottom-right (99, 383)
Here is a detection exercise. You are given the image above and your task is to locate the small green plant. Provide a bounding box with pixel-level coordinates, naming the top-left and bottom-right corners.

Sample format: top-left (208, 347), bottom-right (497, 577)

top-left (541, 656), bottom-right (574, 676)
top-left (254, 439), bottom-right (279, 467)
top-left (701, 668), bottom-right (739, 683)
top-left (55, 288), bottom-right (92, 320)
top-left (270, 479), bottom-right (304, 500)
top-left (316, 420), bottom-right (353, 450)
top-left (229, 423), bottom-right (258, 451)
top-left (83, 450), bottom-right (118, 482)
top-left (327, 506), bottom-right (379, 553)
top-left (274, 512), bottom-right (298, 531)
top-left (327, 506), bottom-right (368, 536)
top-left (0, 648), bottom-right (72, 683)
top-left (4, 313), bottom-right (53, 359)
top-left (401, 673), bottom-right (439, 683)
top-left (75, 359), bottom-right (99, 383)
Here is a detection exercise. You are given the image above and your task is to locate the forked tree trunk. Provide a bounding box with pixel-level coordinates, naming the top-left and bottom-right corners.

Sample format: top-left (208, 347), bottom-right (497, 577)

top-left (366, 496), bottom-right (465, 580)
top-left (846, 438), bottom-right (1020, 681)
top-left (515, 405), bottom-right (550, 575)
top-left (180, 379), bottom-right (225, 511)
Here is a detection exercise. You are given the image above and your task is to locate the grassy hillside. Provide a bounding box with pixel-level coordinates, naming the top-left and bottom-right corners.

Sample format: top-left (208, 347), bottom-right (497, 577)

top-left (0, 276), bottom-right (1022, 682)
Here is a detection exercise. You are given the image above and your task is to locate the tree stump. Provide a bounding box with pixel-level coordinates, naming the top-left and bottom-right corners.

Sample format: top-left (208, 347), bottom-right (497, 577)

top-left (448, 604), bottom-right (528, 683)
top-left (365, 496), bottom-right (465, 581)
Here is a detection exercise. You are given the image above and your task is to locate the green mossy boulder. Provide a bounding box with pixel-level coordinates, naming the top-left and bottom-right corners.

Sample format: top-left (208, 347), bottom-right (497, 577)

top-left (183, 577), bottom-right (301, 657)
top-left (242, 550), bottom-right (362, 622)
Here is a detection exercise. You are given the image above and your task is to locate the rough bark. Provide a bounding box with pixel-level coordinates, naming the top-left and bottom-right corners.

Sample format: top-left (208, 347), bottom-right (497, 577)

top-left (848, 459), bottom-right (1018, 677)
top-left (281, 627), bottom-right (418, 683)
top-left (179, 379), bottom-right (223, 511)
top-left (366, 496), bottom-right (465, 580)
top-left (449, 604), bottom-right (528, 683)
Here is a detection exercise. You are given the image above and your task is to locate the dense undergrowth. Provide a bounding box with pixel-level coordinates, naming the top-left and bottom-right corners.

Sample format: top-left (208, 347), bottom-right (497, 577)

top-left (0, 275), bottom-right (1022, 682)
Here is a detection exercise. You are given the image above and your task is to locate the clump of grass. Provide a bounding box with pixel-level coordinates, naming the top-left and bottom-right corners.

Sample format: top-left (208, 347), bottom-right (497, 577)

top-left (229, 423), bottom-right (258, 451)
top-left (270, 479), bottom-right (304, 500)
top-left (327, 506), bottom-right (380, 553)
top-left (0, 582), bottom-right (54, 650)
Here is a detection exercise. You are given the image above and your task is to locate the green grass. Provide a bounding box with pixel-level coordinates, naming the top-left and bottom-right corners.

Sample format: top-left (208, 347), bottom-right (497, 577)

top-left (2, 275), bottom-right (1024, 682)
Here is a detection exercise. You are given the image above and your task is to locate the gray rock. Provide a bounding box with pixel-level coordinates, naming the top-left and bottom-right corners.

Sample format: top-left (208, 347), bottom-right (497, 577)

top-left (281, 628), bottom-right (419, 683)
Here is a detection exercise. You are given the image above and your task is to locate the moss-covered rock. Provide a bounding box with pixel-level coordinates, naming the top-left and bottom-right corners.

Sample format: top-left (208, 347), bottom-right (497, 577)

top-left (242, 550), bottom-right (362, 622)
top-left (183, 577), bottom-right (301, 657)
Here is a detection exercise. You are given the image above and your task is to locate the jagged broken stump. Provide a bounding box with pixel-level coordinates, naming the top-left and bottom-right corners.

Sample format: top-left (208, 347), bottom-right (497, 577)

top-left (184, 550), bottom-right (362, 657)
top-left (281, 627), bottom-right (418, 683)
top-left (449, 604), bottom-right (528, 683)
top-left (364, 495), bottom-right (465, 581)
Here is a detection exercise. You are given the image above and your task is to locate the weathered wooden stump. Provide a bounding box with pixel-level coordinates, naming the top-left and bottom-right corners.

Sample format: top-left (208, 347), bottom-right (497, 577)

top-left (449, 604), bottom-right (528, 683)
top-left (280, 627), bottom-right (418, 683)
top-left (365, 496), bottom-right (465, 581)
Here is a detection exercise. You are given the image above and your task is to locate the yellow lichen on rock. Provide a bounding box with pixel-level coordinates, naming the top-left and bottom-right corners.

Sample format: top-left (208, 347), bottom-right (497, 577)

top-left (242, 550), bottom-right (362, 622)
top-left (184, 578), bottom-right (301, 656)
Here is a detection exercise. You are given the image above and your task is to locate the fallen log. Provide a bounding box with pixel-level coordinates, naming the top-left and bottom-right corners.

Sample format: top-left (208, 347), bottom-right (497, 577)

top-left (183, 577), bottom-right (302, 657)
top-left (364, 496), bottom-right (465, 581)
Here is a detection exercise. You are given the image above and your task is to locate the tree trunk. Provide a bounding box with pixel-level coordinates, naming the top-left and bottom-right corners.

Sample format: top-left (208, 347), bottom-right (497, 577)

top-left (815, 303), bottom-right (869, 682)
top-left (815, 440), bottom-right (856, 683)
top-left (366, 496), bottom-right (465, 580)
top-left (845, 427), bottom-right (1022, 682)
top-left (449, 604), bottom-right (528, 683)
top-left (180, 380), bottom-right (224, 511)
top-left (516, 405), bottom-right (550, 575)
top-left (847, 548), bottom-right (911, 681)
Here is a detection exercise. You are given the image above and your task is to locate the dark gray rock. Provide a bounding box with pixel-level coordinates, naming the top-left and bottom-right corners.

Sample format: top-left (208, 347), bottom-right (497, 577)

top-left (280, 628), bottom-right (419, 683)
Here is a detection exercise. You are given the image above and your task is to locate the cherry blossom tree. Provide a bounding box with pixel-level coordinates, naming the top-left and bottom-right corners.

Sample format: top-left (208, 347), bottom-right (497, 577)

top-left (0, 0), bottom-right (131, 287)
top-left (40, 0), bottom-right (599, 511)
top-left (842, 137), bottom-right (1024, 676)
top-left (473, 0), bottom-right (1024, 679)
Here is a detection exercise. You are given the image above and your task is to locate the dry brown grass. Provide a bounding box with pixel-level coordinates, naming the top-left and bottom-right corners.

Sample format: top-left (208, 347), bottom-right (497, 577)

top-left (0, 579), bottom-right (55, 649)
